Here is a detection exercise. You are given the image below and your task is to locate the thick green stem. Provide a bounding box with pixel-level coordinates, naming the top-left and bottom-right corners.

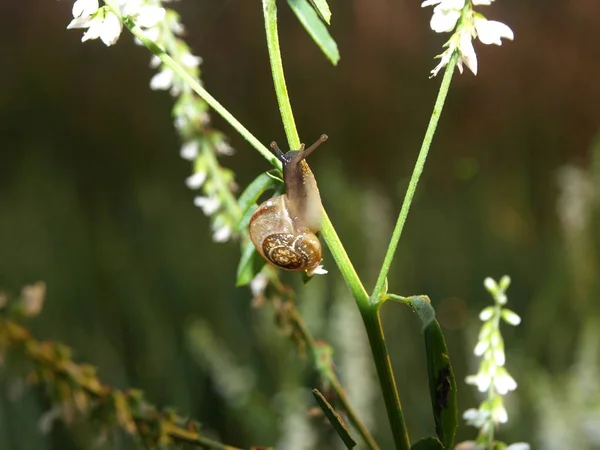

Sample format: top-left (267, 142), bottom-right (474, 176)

top-left (262, 0), bottom-right (300, 149)
top-left (371, 53), bottom-right (458, 304)
top-left (360, 304), bottom-right (410, 450)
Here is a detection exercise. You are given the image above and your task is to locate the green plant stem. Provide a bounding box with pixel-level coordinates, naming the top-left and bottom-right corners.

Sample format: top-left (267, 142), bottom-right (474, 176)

top-left (321, 211), bottom-right (370, 305)
top-left (120, 16), bottom-right (281, 170)
top-left (371, 53), bottom-right (458, 304)
top-left (360, 304), bottom-right (410, 450)
top-left (262, 0), bottom-right (300, 149)
top-left (261, 0), bottom-right (368, 304)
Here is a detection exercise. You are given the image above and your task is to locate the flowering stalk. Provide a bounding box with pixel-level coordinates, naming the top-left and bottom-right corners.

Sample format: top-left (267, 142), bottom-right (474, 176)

top-left (421, 0), bottom-right (514, 76)
top-left (458, 276), bottom-right (529, 450)
top-left (67, 0), bottom-right (240, 243)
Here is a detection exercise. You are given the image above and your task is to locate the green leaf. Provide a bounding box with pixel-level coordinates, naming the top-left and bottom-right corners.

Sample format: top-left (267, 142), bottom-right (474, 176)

top-left (410, 437), bottom-right (444, 450)
top-left (308, 0), bottom-right (331, 24)
top-left (286, 0), bottom-right (340, 65)
top-left (312, 389), bottom-right (356, 449)
top-left (409, 296), bottom-right (458, 449)
top-left (236, 172), bottom-right (280, 233)
top-left (237, 172), bottom-right (278, 216)
top-left (236, 240), bottom-right (266, 287)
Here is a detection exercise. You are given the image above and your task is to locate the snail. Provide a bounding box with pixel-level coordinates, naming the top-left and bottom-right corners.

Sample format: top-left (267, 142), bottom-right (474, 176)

top-left (249, 134), bottom-right (328, 276)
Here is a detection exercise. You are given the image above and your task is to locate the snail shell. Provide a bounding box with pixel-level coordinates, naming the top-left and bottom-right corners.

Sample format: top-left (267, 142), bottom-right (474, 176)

top-left (249, 135), bottom-right (327, 274)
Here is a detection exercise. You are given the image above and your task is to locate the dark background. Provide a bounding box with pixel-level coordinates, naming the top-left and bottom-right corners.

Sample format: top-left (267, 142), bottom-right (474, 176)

top-left (1, 0), bottom-right (600, 449)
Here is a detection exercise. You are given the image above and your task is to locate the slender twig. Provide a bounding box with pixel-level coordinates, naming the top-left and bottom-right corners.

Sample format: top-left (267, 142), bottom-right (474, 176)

top-left (370, 53), bottom-right (458, 305)
top-left (0, 318), bottom-right (243, 450)
top-left (287, 306), bottom-right (379, 450)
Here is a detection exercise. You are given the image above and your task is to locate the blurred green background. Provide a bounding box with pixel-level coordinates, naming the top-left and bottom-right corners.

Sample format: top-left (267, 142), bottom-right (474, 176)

top-left (1, 0), bottom-right (600, 449)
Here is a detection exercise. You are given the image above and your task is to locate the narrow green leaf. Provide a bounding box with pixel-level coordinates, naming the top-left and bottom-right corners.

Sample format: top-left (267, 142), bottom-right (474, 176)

top-left (410, 437), bottom-right (444, 450)
top-left (409, 296), bottom-right (458, 449)
top-left (312, 389), bottom-right (356, 449)
top-left (236, 240), bottom-right (266, 287)
top-left (236, 172), bottom-right (282, 233)
top-left (308, 0), bottom-right (331, 24)
top-left (286, 0), bottom-right (340, 65)
top-left (237, 172), bottom-right (278, 217)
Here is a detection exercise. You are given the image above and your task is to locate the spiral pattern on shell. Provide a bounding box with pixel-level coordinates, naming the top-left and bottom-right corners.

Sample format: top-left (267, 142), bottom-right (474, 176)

top-left (262, 232), bottom-right (321, 271)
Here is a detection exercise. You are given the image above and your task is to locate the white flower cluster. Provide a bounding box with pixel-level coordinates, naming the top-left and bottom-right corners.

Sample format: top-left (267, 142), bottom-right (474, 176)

top-left (459, 276), bottom-right (530, 450)
top-left (421, 0), bottom-right (514, 76)
top-left (67, 0), bottom-right (237, 243)
top-left (67, 0), bottom-right (165, 46)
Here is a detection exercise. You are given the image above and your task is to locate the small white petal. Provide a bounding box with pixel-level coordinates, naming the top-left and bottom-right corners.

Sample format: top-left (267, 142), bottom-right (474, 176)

top-left (474, 340), bottom-right (489, 356)
top-left (493, 348), bottom-right (505, 366)
top-left (501, 308), bottom-right (521, 326)
top-left (473, 0), bottom-right (494, 5)
top-left (194, 196), bottom-right (220, 216)
top-left (181, 53), bottom-right (203, 68)
top-left (250, 273), bottom-right (268, 298)
top-left (307, 265), bottom-right (328, 276)
top-left (484, 277), bottom-right (497, 292)
top-left (421, 0), bottom-right (442, 6)
top-left (213, 225), bottom-right (232, 243)
top-left (475, 18), bottom-right (514, 45)
top-left (136, 6), bottom-right (166, 28)
top-left (99, 12), bottom-right (122, 46)
top-left (494, 369), bottom-right (517, 394)
top-left (180, 140), bottom-right (199, 160)
top-left (81, 17), bottom-right (104, 42)
top-left (215, 141), bottom-right (235, 155)
top-left (458, 30), bottom-right (478, 75)
top-left (150, 68), bottom-right (174, 91)
top-left (185, 172), bottom-right (206, 189)
top-left (149, 55), bottom-right (161, 68)
top-left (67, 17), bottom-right (93, 29)
top-left (479, 306), bottom-right (494, 321)
top-left (72, 0), bottom-right (99, 18)
top-left (492, 403), bottom-right (508, 423)
top-left (430, 7), bottom-right (461, 33)
top-left (506, 443), bottom-right (531, 450)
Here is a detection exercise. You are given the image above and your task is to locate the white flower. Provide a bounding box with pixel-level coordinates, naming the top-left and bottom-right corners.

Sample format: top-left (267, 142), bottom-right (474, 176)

top-left (457, 28), bottom-right (478, 74)
top-left (505, 443), bottom-right (530, 450)
top-left (215, 140), bottom-right (235, 156)
top-left (72, 0), bottom-right (99, 19)
top-left (479, 306), bottom-right (494, 321)
top-left (307, 264), bottom-right (328, 276)
top-left (466, 371), bottom-right (492, 393)
top-left (194, 196), bottom-right (220, 216)
top-left (185, 172), bottom-right (206, 189)
top-left (423, 0), bottom-right (513, 76)
top-left (212, 225), bottom-right (232, 243)
top-left (463, 408), bottom-right (489, 427)
top-left (474, 16), bottom-right (514, 45)
top-left (150, 67), bottom-right (174, 90)
top-left (501, 308), bottom-right (521, 326)
top-left (474, 339), bottom-right (489, 356)
top-left (484, 277), bottom-right (497, 293)
top-left (181, 53), bottom-right (203, 68)
top-left (491, 402), bottom-right (508, 423)
top-left (180, 140), bottom-right (199, 160)
top-left (250, 273), bottom-right (268, 298)
top-left (67, 7), bottom-right (123, 47)
top-left (494, 367), bottom-right (517, 394)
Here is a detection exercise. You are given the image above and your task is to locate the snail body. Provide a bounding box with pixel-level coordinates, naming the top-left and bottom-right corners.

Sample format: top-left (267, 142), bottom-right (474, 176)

top-left (249, 134), bottom-right (328, 274)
